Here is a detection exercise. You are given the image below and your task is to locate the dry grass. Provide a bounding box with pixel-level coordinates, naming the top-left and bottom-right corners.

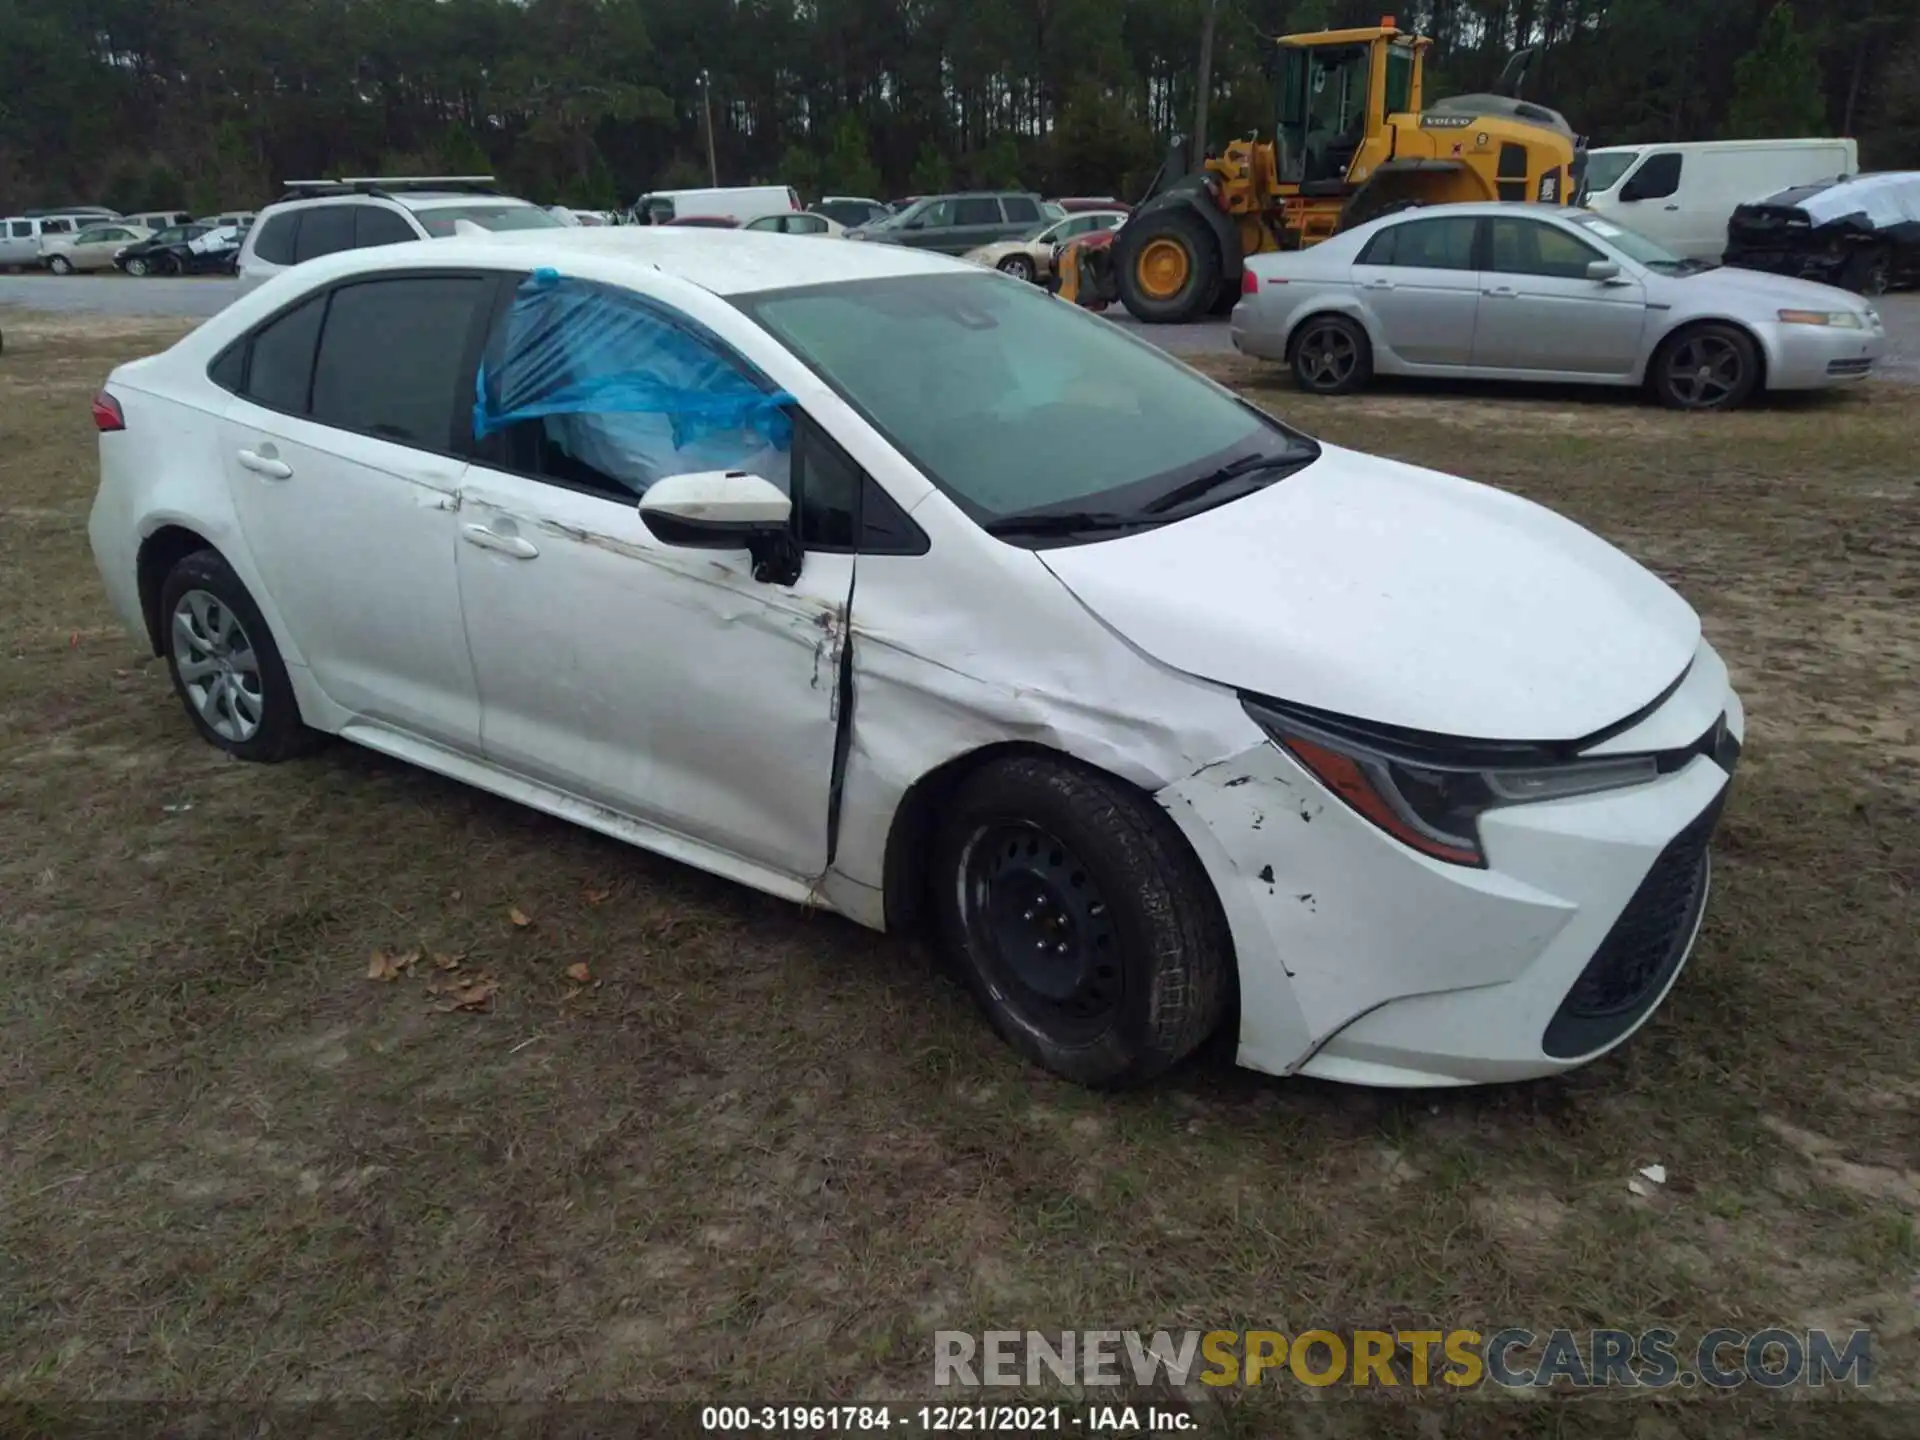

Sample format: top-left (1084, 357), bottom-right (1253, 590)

top-left (1, 314), bottom-right (1915, 1431)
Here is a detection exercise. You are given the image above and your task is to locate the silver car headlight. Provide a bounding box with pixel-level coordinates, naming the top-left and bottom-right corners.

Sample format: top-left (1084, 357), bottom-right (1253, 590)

top-left (1776, 309), bottom-right (1862, 328)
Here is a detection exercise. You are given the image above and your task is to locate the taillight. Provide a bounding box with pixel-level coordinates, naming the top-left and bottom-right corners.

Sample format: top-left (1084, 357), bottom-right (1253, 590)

top-left (1241, 270), bottom-right (1260, 295)
top-left (91, 391), bottom-right (125, 432)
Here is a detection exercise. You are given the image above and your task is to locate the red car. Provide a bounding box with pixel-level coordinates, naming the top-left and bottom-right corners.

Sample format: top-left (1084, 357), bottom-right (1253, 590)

top-left (1051, 196), bottom-right (1132, 215)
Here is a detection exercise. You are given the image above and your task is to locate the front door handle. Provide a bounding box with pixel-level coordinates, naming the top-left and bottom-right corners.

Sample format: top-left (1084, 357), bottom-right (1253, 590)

top-left (1362, 278), bottom-right (1395, 291)
top-left (1483, 286), bottom-right (1518, 298)
top-left (235, 447), bottom-right (292, 480)
top-left (462, 524), bottom-right (538, 559)
top-left (1663, 203), bottom-right (1680, 211)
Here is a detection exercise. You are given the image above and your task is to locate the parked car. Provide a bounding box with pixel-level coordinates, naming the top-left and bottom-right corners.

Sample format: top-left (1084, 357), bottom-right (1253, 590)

top-left (846, 191), bottom-right (1050, 254)
top-left (1234, 202), bottom-right (1883, 409)
top-left (125, 210), bottom-right (195, 232)
top-left (631, 186), bottom-right (800, 226)
top-left (39, 222), bottom-right (153, 274)
top-left (88, 227), bottom-right (1743, 1091)
top-left (117, 223), bottom-right (240, 276)
top-left (963, 210), bottom-right (1128, 283)
top-left (1051, 196), bottom-right (1133, 215)
top-left (664, 215), bottom-right (742, 229)
top-left (1583, 138), bottom-right (1857, 260)
top-left (196, 211), bottom-right (257, 232)
top-left (0, 215), bottom-right (80, 269)
top-left (1725, 172), bottom-right (1920, 297)
top-left (236, 176), bottom-right (560, 290)
top-left (814, 196), bottom-right (890, 228)
top-left (743, 211), bottom-right (845, 237)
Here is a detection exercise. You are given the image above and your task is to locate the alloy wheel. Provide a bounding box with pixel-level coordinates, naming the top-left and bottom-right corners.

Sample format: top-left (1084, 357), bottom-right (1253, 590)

top-left (1663, 334), bottom-right (1745, 409)
top-left (958, 821), bottom-right (1122, 1039)
top-left (999, 255), bottom-right (1035, 283)
top-left (126, 257), bottom-right (148, 277)
top-left (1297, 322), bottom-right (1359, 390)
top-left (171, 589), bottom-right (265, 743)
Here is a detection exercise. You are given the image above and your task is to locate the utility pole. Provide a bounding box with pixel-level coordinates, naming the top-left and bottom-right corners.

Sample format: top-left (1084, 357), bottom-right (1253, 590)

top-left (700, 70), bottom-right (719, 187)
top-left (1192, 0), bottom-right (1220, 164)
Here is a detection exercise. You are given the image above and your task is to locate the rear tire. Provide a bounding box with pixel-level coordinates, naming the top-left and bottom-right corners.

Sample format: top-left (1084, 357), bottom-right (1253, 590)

top-left (1289, 313), bottom-right (1373, 395)
top-left (932, 755), bottom-right (1231, 1088)
top-left (1652, 322), bottom-right (1760, 411)
top-left (47, 255), bottom-right (73, 275)
top-left (159, 550), bottom-right (321, 763)
top-left (1115, 207), bottom-right (1223, 324)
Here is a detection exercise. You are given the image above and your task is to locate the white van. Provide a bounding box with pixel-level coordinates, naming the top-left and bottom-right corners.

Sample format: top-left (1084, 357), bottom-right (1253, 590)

top-left (631, 185), bottom-right (799, 226)
top-left (1583, 138), bottom-right (1858, 260)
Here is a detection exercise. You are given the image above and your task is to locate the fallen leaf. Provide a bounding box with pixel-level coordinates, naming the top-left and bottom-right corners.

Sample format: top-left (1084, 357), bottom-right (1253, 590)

top-left (425, 980), bottom-right (444, 996)
top-left (565, 962), bottom-right (592, 983)
top-left (508, 906), bottom-right (533, 928)
top-left (562, 986), bottom-right (583, 1002)
top-left (433, 952), bottom-right (462, 971)
top-left (448, 888), bottom-right (463, 901)
top-left (367, 951), bottom-right (391, 981)
top-left (395, 949), bottom-right (421, 972)
top-left (583, 887), bottom-right (613, 906)
top-left (1627, 1177), bottom-right (1652, 1198)
top-left (368, 950), bottom-right (413, 983)
top-left (438, 976), bottom-right (501, 1013)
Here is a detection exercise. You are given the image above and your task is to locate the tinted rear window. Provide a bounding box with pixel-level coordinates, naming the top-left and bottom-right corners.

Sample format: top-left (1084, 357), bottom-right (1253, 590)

top-left (353, 206), bottom-right (418, 248)
top-left (293, 205), bottom-right (357, 262)
top-left (251, 212), bottom-right (299, 265)
top-left (308, 276), bottom-right (492, 449)
top-left (245, 295), bottom-right (327, 414)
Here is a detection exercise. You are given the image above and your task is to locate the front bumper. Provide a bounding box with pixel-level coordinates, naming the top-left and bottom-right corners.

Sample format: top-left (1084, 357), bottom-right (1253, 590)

top-left (1757, 318), bottom-right (1885, 390)
top-left (1157, 644), bottom-right (1744, 1086)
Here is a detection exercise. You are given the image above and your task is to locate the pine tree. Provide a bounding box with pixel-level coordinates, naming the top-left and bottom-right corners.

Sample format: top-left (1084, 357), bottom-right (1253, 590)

top-left (1726, 4), bottom-right (1828, 138)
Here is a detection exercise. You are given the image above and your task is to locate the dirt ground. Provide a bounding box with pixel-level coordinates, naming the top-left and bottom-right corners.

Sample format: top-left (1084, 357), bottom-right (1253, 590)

top-left (1, 313), bottom-right (1915, 1432)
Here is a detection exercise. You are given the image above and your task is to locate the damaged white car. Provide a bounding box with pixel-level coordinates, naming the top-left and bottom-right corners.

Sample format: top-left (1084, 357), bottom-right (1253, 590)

top-left (88, 229), bottom-right (1743, 1089)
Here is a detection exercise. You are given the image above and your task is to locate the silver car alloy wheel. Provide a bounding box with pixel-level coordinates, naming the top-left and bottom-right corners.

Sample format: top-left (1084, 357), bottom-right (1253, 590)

top-left (125, 256), bottom-right (148, 277)
top-left (172, 589), bottom-right (265, 743)
top-left (1297, 320), bottom-right (1359, 389)
top-left (1663, 334), bottom-right (1744, 409)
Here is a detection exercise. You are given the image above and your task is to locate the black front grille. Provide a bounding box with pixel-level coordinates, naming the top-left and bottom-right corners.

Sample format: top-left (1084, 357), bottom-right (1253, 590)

top-left (1541, 790), bottom-right (1726, 1059)
top-left (1828, 357), bottom-right (1874, 377)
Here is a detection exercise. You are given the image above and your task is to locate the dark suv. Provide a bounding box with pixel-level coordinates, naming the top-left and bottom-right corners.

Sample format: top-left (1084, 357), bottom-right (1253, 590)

top-left (850, 192), bottom-right (1050, 255)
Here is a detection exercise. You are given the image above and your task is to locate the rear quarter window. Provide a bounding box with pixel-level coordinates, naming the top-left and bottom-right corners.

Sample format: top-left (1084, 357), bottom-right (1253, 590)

top-left (307, 276), bottom-right (494, 451)
top-left (251, 212), bottom-right (300, 265)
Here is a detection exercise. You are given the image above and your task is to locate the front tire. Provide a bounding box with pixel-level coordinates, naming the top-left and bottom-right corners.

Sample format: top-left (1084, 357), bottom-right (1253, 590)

top-left (1844, 246), bottom-right (1891, 298)
top-left (932, 755), bottom-right (1231, 1088)
top-left (1115, 207), bottom-right (1223, 323)
top-left (124, 256), bottom-right (149, 277)
top-left (47, 255), bottom-right (73, 275)
top-left (159, 550), bottom-right (320, 763)
top-left (1653, 322), bottom-right (1760, 411)
top-left (997, 254), bottom-right (1036, 283)
top-left (1290, 313), bottom-right (1373, 395)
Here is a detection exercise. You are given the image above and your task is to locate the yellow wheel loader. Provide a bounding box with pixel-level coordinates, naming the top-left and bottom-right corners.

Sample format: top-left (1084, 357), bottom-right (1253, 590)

top-left (1060, 16), bottom-right (1587, 322)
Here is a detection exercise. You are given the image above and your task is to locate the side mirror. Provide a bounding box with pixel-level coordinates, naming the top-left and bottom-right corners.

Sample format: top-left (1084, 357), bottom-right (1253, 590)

top-left (638, 470), bottom-right (801, 584)
top-left (1586, 259), bottom-right (1623, 283)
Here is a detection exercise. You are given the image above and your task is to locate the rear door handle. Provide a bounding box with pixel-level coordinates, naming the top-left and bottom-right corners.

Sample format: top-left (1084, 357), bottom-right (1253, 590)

top-left (1663, 203), bottom-right (1680, 211)
top-left (1362, 278), bottom-right (1395, 291)
top-left (462, 524), bottom-right (538, 559)
top-left (235, 448), bottom-right (292, 480)
top-left (1483, 286), bottom-right (1518, 298)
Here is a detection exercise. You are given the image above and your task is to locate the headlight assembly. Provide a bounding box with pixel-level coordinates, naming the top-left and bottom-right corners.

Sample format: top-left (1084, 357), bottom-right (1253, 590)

top-left (1777, 309), bottom-right (1862, 328)
top-left (1242, 699), bottom-right (1660, 867)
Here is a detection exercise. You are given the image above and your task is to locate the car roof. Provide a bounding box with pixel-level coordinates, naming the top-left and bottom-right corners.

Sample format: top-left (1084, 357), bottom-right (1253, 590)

top-left (316, 226), bottom-right (971, 296)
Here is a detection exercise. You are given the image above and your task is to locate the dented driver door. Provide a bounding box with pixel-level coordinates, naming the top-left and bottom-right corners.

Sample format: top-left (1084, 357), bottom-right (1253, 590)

top-left (454, 460), bottom-right (853, 885)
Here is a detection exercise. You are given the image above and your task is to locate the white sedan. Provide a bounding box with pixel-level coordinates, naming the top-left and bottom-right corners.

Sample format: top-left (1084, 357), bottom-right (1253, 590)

top-left (88, 228), bottom-right (1743, 1089)
top-left (1233, 202), bottom-right (1884, 409)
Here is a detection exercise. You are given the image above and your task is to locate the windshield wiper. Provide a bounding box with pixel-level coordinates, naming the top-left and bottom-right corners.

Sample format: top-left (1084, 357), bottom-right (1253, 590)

top-left (1142, 450), bottom-right (1311, 515)
top-left (984, 510), bottom-right (1154, 538)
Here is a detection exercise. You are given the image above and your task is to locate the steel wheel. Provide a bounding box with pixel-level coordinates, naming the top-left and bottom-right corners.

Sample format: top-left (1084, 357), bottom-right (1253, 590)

top-left (958, 821), bottom-right (1123, 1041)
top-left (1662, 332), bottom-right (1747, 409)
top-left (998, 254), bottom-right (1036, 283)
top-left (125, 256), bottom-right (149, 277)
top-left (171, 588), bottom-right (265, 743)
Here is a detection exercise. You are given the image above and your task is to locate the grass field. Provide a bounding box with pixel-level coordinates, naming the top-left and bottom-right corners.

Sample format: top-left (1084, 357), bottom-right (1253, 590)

top-left (1, 313), bottom-right (1915, 1431)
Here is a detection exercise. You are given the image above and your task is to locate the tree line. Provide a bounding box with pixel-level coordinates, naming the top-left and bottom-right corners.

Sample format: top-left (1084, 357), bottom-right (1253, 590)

top-left (1, 0), bottom-right (1915, 217)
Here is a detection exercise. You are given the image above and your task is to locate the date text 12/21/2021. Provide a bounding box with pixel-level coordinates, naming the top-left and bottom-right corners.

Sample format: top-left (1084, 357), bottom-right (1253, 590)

top-left (700, 1405), bottom-right (1195, 1433)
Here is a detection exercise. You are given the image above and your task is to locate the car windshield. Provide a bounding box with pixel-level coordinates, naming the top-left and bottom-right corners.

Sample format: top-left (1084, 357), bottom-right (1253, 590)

top-left (1566, 211), bottom-right (1701, 273)
top-left (1017, 219), bottom-right (1058, 242)
top-left (736, 272), bottom-right (1316, 537)
top-left (413, 204), bottom-right (563, 238)
top-left (1584, 152), bottom-right (1637, 193)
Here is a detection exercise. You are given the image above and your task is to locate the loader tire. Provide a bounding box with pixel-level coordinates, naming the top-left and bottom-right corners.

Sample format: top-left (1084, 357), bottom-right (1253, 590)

top-left (1115, 207), bottom-right (1221, 324)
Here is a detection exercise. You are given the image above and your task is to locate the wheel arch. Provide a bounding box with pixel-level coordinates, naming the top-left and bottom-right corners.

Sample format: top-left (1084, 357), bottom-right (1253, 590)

top-left (137, 524), bottom-right (221, 655)
top-left (1282, 301), bottom-right (1384, 365)
top-left (1128, 185), bottom-right (1244, 287)
top-left (1644, 315), bottom-right (1771, 394)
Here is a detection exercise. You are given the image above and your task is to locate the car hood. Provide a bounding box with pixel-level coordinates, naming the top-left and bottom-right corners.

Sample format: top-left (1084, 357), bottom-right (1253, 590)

top-left (1688, 263), bottom-right (1869, 311)
top-left (1036, 444), bottom-right (1701, 742)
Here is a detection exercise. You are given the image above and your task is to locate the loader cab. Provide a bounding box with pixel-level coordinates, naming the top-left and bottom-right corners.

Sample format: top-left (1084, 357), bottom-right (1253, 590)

top-left (1275, 28), bottom-right (1422, 189)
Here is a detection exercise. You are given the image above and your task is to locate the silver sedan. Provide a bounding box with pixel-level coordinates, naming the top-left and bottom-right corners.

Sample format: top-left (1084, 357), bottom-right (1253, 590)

top-left (1232, 203), bottom-right (1886, 410)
